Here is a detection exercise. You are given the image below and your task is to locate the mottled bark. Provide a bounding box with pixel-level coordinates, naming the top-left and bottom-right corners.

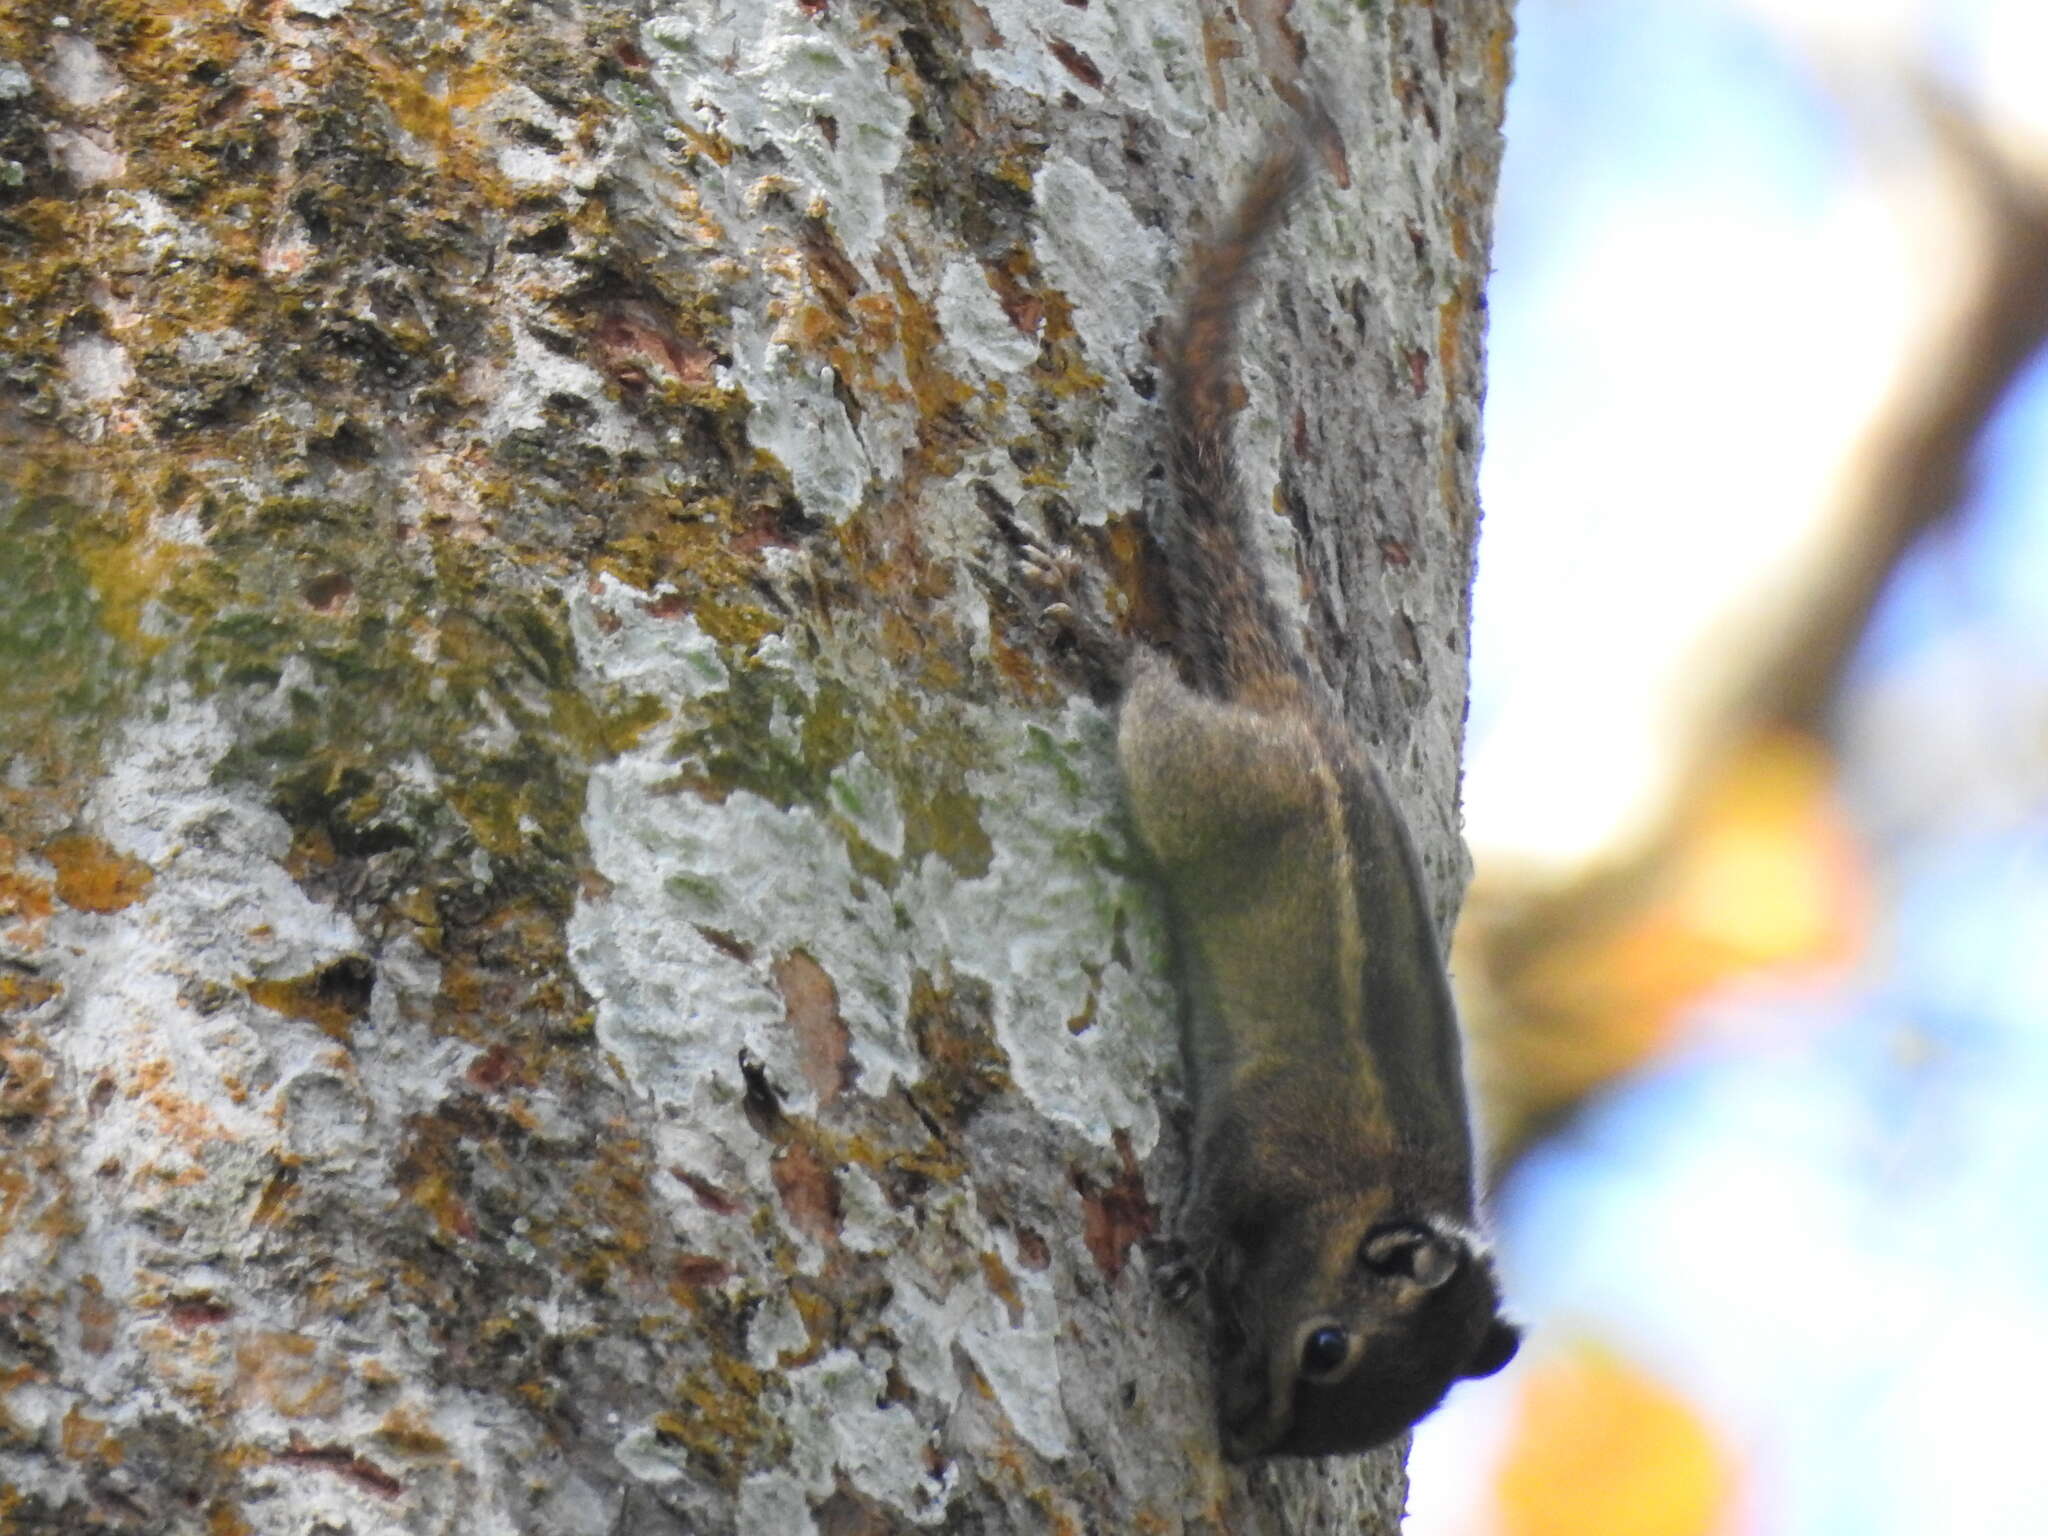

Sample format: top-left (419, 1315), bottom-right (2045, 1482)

top-left (0, 0), bottom-right (1509, 1531)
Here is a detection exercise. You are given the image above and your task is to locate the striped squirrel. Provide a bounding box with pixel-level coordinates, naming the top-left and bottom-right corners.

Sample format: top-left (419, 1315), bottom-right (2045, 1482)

top-left (1012, 116), bottom-right (1519, 1458)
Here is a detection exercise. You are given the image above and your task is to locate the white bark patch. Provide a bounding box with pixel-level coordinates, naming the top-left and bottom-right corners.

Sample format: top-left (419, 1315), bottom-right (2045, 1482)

top-left (881, 1270), bottom-right (978, 1405)
top-left (827, 750), bottom-right (905, 860)
top-left (579, 776), bottom-right (912, 1106)
top-left (17, 680), bottom-right (543, 1532)
top-left (534, 1476), bottom-right (617, 1536)
top-left (835, 1161), bottom-right (900, 1254)
top-left (725, 337), bottom-right (871, 523)
top-left (280, 1069), bottom-right (374, 1163)
top-left (620, 1348), bottom-right (946, 1521)
top-left (959, 1243), bottom-right (1073, 1459)
top-left (1030, 155), bottom-right (1171, 525)
top-left (475, 85), bottom-right (605, 191)
top-left (615, 1423), bottom-right (692, 1484)
top-left (174, 326), bottom-right (250, 368)
top-left (859, 1180), bottom-right (1023, 1441)
top-left (40, 688), bottom-right (481, 1233)
top-left (483, 325), bottom-right (636, 453)
top-left (46, 124), bottom-right (124, 184)
top-left (1032, 157), bottom-right (1169, 378)
top-left (45, 33), bottom-right (124, 107)
top-left (569, 572), bottom-right (733, 697)
top-left (568, 582), bottom-right (865, 1277)
top-left (969, 0), bottom-right (1206, 132)
top-left (567, 573), bottom-right (1174, 1508)
top-left (35, 690), bottom-right (343, 1264)
top-left (642, 2), bottom-right (911, 263)
top-left (784, 1349), bottom-right (949, 1521)
top-left (110, 189), bottom-right (206, 270)
top-left (738, 1472), bottom-right (821, 1536)
top-left (743, 1288), bottom-right (811, 1368)
top-left (640, 0), bottom-right (918, 525)
top-left (936, 259), bottom-right (1042, 375)
top-left (60, 333), bottom-right (132, 403)
top-left (919, 703), bottom-right (1175, 1149)
top-left (570, 578), bottom-right (1172, 1151)
top-left (569, 586), bottom-right (911, 1126)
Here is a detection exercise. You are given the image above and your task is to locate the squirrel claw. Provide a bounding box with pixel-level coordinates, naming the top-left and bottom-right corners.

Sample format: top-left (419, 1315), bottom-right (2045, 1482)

top-left (1019, 541), bottom-right (1084, 594)
top-left (982, 508), bottom-right (1124, 692)
top-left (1145, 1235), bottom-right (1202, 1305)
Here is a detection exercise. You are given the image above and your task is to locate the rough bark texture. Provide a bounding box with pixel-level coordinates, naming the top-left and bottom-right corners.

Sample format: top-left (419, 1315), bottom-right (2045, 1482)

top-left (0, 0), bottom-right (1509, 1531)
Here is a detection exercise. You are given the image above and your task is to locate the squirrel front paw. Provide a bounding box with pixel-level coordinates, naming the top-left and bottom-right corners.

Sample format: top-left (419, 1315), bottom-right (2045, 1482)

top-left (976, 499), bottom-right (1125, 690)
top-left (1143, 1234), bottom-right (1203, 1306)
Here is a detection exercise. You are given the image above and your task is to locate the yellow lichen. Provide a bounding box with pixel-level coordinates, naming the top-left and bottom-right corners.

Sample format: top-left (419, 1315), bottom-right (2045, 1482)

top-left (42, 833), bottom-right (153, 915)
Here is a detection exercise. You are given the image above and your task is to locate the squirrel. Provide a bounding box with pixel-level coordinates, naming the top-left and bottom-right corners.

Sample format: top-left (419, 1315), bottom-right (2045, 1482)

top-left (1013, 115), bottom-right (1521, 1459)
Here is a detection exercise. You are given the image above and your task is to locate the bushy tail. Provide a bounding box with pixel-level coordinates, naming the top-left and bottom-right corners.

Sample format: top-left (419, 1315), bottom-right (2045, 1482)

top-left (1161, 128), bottom-right (1317, 708)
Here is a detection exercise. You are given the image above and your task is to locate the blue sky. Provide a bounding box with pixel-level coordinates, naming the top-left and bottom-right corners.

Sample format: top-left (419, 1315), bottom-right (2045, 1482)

top-left (1413, 3), bottom-right (2048, 1531)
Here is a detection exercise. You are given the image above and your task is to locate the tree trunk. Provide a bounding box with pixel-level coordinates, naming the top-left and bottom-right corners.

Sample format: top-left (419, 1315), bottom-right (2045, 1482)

top-left (0, 0), bottom-right (1509, 1530)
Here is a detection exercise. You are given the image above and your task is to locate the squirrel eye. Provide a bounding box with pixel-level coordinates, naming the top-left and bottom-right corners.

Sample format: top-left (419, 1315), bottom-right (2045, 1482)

top-left (1299, 1326), bottom-right (1349, 1379)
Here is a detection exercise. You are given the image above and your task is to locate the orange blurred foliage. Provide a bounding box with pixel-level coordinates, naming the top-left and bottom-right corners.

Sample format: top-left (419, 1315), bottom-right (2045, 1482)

top-left (1496, 1341), bottom-right (1738, 1536)
top-left (1471, 728), bottom-right (1870, 1160)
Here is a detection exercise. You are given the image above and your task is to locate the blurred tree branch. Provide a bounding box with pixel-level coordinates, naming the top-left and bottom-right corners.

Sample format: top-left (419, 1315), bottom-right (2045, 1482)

top-left (1459, 85), bottom-right (2048, 1175)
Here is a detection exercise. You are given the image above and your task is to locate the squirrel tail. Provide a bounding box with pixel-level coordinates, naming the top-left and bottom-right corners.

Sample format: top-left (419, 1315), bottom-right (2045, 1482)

top-left (1160, 126), bottom-right (1318, 708)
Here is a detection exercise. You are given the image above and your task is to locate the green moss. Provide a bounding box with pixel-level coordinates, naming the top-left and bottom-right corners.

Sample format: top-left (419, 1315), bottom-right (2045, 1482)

top-left (0, 487), bottom-right (141, 825)
top-left (798, 678), bottom-right (863, 776)
top-left (141, 487), bottom-right (647, 911)
top-left (0, 491), bottom-right (131, 724)
top-left (840, 833), bottom-right (898, 888)
top-left (661, 657), bottom-right (1001, 883)
top-left (911, 773), bottom-right (993, 877)
top-left (673, 665), bottom-right (842, 811)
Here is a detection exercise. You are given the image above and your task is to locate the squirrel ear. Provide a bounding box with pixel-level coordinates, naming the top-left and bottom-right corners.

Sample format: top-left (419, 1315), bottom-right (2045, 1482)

top-left (1359, 1223), bottom-right (1459, 1288)
top-left (1463, 1318), bottom-right (1522, 1380)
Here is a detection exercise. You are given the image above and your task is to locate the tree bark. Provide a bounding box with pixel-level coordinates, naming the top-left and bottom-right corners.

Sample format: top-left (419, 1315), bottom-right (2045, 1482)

top-left (0, 0), bottom-right (1509, 1531)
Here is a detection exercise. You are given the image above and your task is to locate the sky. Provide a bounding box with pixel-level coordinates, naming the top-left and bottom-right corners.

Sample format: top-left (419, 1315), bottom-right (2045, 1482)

top-left (1411, 3), bottom-right (2048, 1532)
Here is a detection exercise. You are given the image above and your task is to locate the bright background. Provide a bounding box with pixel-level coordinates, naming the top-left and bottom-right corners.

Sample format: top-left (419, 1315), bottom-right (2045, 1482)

top-left (1411, 2), bottom-right (2048, 1533)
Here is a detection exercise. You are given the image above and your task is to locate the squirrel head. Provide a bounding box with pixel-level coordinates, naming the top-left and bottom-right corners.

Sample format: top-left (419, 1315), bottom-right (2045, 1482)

top-left (1214, 1210), bottom-right (1520, 1459)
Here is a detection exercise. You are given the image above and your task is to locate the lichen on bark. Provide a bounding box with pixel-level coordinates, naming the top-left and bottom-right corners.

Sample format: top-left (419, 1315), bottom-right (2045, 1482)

top-left (0, 0), bottom-right (1508, 1530)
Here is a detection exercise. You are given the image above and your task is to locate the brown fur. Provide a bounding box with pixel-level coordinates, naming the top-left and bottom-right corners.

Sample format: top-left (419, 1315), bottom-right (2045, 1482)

top-left (1121, 119), bottom-right (1518, 1460)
